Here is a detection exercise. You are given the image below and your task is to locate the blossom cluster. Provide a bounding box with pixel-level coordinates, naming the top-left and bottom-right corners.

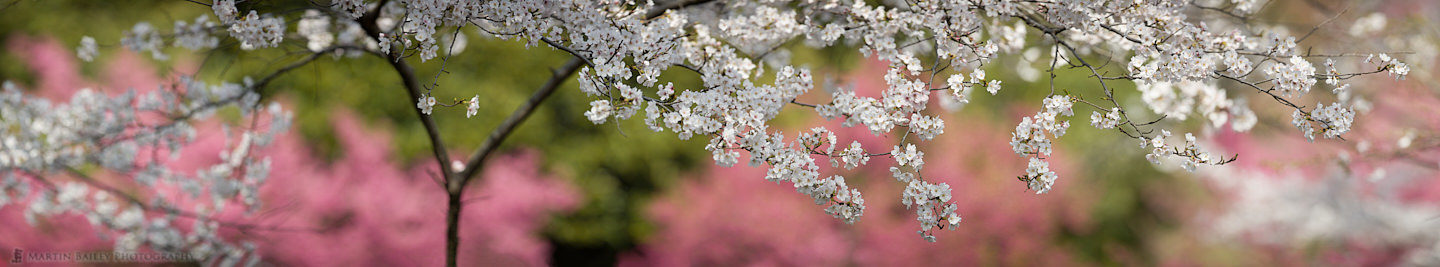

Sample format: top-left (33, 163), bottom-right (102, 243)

top-left (174, 15), bottom-right (220, 50)
top-left (1369, 53), bottom-right (1412, 80)
top-left (76, 36), bottom-right (97, 62)
top-left (1265, 56), bottom-right (1318, 97)
top-left (120, 22), bottom-right (167, 60)
top-left (1010, 95), bottom-right (1073, 158)
top-left (1023, 158), bottom-right (1058, 194)
top-left (228, 11), bottom-right (286, 50)
top-left (1143, 130), bottom-right (1229, 172)
top-left (297, 10), bottom-right (334, 52)
top-left (1, 76), bottom-right (291, 263)
top-left (1295, 103), bottom-right (1356, 141)
top-left (1136, 80), bottom-right (1258, 131)
top-left (1010, 95), bottom-right (1072, 193)
top-left (1090, 108), bottom-right (1122, 129)
top-left (900, 179), bottom-right (960, 242)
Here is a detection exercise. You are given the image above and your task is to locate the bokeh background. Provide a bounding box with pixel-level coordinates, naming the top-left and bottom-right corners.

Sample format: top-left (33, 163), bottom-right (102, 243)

top-left (1, 0), bottom-right (1438, 266)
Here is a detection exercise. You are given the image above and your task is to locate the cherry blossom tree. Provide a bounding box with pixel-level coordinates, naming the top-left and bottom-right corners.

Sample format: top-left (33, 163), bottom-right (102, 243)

top-left (0, 0), bottom-right (1420, 265)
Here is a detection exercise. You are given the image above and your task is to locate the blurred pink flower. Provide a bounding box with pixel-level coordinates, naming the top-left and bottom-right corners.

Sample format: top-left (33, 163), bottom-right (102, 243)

top-left (236, 110), bottom-right (579, 266)
top-left (1196, 48), bottom-right (1440, 265)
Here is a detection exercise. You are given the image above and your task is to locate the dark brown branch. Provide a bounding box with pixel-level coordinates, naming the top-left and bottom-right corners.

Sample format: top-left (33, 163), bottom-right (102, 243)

top-left (382, 56), bottom-right (455, 183)
top-left (354, 0), bottom-right (453, 186)
top-left (438, 58), bottom-right (581, 267)
top-left (454, 58), bottom-right (583, 186)
top-left (358, 12), bottom-right (467, 266)
top-left (350, 1), bottom-right (732, 266)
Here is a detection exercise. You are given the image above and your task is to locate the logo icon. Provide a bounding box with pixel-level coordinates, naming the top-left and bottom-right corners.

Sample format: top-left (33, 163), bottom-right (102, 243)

top-left (11, 248), bottom-right (21, 264)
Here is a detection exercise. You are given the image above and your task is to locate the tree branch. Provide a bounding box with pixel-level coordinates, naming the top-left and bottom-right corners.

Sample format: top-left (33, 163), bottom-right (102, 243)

top-left (436, 58), bottom-right (580, 267)
top-left (355, 0), bottom-right (454, 185)
top-left (361, 20), bottom-right (467, 267)
top-left (454, 58), bottom-right (583, 187)
top-left (352, 1), bottom-right (717, 266)
top-left (383, 56), bottom-right (455, 183)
